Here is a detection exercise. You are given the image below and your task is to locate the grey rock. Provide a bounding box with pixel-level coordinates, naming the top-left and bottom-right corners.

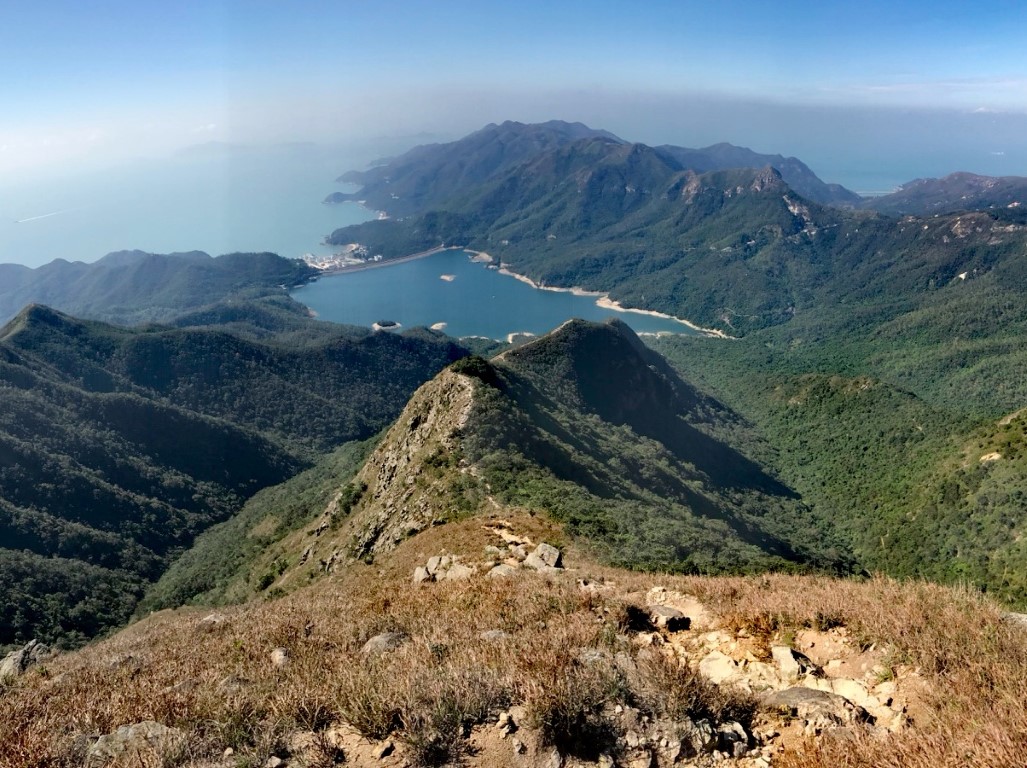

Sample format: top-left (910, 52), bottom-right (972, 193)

top-left (488, 563), bottom-right (518, 579)
top-left (509, 544), bottom-right (528, 561)
top-left (426, 555), bottom-right (444, 575)
top-left (196, 613), bottom-right (228, 633)
top-left (687, 719), bottom-right (717, 754)
top-left (444, 563), bottom-right (475, 580)
top-left (0, 639), bottom-right (50, 681)
top-left (362, 631), bottom-right (408, 655)
top-left (534, 542), bottom-right (563, 568)
top-left (375, 739), bottom-right (395, 759)
top-left (716, 721), bottom-right (749, 756)
top-left (772, 645), bottom-right (819, 681)
top-left (270, 647), bottom-right (289, 669)
top-left (648, 605), bottom-right (690, 632)
top-left (85, 721), bottom-right (186, 767)
top-left (412, 566), bottom-right (433, 584)
top-left (762, 686), bottom-right (871, 725)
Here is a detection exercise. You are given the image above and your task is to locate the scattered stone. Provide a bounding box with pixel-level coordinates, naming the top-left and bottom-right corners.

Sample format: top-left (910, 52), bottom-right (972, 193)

top-left (196, 613), bottom-right (227, 633)
top-left (772, 645), bottom-right (819, 682)
top-left (375, 739), bottom-right (395, 759)
top-left (488, 563), bottom-right (519, 579)
top-left (648, 605), bottom-right (690, 632)
top-left (598, 754), bottom-right (615, 768)
top-left (543, 746), bottom-right (564, 768)
top-left (1002, 612), bottom-right (1027, 629)
top-left (361, 632), bottom-right (407, 655)
top-left (0, 639), bottom-right (50, 681)
top-left (265, 757), bottom-right (284, 768)
top-left (687, 719), bottom-right (717, 755)
top-left (426, 555), bottom-right (445, 575)
top-left (412, 566), bottom-right (432, 584)
top-left (299, 544), bottom-right (314, 565)
top-left (270, 647), bottom-right (289, 669)
top-left (444, 563), bottom-right (475, 580)
top-left (512, 738), bottom-right (526, 755)
top-left (84, 721), bottom-right (186, 768)
top-left (484, 545), bottom-right (505, 556)
top-left (698, 650), bottom-right (739, 684)
top-left (509, 544), bottom-right (529, 561)
top-left (716, 721), bottom-right (749, 758)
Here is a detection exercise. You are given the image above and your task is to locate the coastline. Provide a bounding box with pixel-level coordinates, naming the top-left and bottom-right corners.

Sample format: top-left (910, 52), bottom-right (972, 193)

top-left (298, 244), bottom-right (733, 340)
top-left (492, 262), bottom-right (732, 339)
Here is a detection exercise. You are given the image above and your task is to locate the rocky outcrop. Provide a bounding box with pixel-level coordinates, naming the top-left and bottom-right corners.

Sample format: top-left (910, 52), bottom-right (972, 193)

top-left (329, 370), bottom-right (477, 562)
top-left (84, 721), bottom-right (185, 767)
top-left (0, 640), bottom-right (50, 682)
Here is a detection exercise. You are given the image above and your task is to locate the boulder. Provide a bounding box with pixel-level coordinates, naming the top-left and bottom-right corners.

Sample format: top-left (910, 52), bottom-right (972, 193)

top-left (444, 563), bottom-right (475, 580)
top-left (0, 640), bottom-right (50, 681)
top-left (361, 632), bottom-right (408, 655)
top-left (412, 566), bottom-right (433, 584)
top-left (535, 542), bottom-right (563, 568)
top-left (698, 650), bottom-right (739, 684)
top-left (196, 613), bottom-right (227, 633)
top-left (772, 645), bottom-right (818, 682)
top-left (762, 686), bottom-right (871, 726)
top-left (716, 721), bottom-right (749, 758)
top-left (488, 564), bottom-right (518, 579)
top-left (85, 721), bottom-right (186, 767)
top-left (648, 605), bottom-right (690, 632)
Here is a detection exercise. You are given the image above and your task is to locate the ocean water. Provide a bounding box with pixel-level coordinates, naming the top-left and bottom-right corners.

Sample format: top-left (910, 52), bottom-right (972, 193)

top-left (0, 144), bottom-right (371, 268)
top-left (291, 249), bottom-right (702, 340)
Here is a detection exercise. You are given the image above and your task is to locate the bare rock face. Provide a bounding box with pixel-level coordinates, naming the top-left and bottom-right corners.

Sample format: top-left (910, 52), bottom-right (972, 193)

top-left (84, 721), bottom-right (186, 767)
top-left (0, 640), bottom-right (50, 682)
top-left (343, 371), bottom-right (477, 560)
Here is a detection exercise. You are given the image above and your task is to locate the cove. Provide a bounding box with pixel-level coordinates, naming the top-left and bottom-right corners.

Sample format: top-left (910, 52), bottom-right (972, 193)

top-left (291, 249), bottom-right (705, 340)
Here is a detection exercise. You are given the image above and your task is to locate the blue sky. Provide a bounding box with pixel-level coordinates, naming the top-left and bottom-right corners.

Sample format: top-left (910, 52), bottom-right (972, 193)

top-left (2, 0), bottom-right (1026, 183)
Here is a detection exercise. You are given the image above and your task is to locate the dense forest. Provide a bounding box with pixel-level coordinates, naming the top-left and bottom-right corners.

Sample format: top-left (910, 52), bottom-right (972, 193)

top-left (0, 305), bottom-right (467, 648)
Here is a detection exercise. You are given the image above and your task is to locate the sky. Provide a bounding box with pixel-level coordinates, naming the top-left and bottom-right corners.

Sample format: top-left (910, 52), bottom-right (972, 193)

top-left (2, 0), bottom-right (1027, 188)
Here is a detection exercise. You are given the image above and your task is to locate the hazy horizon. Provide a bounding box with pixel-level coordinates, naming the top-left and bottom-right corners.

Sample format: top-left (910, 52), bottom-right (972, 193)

top-left (3, 0), bottom-right (1026, 265)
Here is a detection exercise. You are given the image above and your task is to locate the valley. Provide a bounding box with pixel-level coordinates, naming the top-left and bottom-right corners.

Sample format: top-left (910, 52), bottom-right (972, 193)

top-left (3, 118), bottom-right (1027, 768)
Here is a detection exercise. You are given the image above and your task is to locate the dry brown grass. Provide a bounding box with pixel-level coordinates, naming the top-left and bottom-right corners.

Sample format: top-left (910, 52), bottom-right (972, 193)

top-left (2, 518), bottom-right (1024, 768)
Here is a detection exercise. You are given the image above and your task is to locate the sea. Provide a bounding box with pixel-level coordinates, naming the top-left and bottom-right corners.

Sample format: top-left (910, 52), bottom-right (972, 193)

top-left (0, 143), bottom-right (370, 269)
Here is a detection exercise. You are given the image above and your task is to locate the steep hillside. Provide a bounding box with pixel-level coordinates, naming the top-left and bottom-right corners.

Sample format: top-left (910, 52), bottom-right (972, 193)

top-left (179, 319), bottom-right (849, 611)
top-left (865, 171), bottom-right (1027, 216)
top-left (0, 306), bottom-right (466, 648)
top-left (326, 120), bottom-right (624, 215)
top-left (0, 250), bottom-right (316, 326)
top-left (656, 142), bottom-right (862, 207)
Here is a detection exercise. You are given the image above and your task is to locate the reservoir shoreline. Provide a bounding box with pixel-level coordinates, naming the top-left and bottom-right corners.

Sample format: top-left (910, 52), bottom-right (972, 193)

top-left (297, 246), bottom-right (730, 340)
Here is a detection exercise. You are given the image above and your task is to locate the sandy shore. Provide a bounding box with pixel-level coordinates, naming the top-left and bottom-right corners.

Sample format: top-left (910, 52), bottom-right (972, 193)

top-left (495, 265), bottom-right (731, 338)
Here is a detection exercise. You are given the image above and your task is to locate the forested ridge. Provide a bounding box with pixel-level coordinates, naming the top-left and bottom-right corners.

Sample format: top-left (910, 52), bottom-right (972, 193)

top-left (0, 304), bottom-right (467, 648)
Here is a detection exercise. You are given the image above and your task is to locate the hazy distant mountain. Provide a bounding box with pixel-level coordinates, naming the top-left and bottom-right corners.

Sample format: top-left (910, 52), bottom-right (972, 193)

top-left (0, 250), bottom-right (316, 327)
top-left (327, 121), bottom-right (860, 216)
top-left (656, 142), bottom-right (863, 207)
top-left (863, 171), bottom-right (1027, 216)
top-left (326, 120), bottom-right (623, 215)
